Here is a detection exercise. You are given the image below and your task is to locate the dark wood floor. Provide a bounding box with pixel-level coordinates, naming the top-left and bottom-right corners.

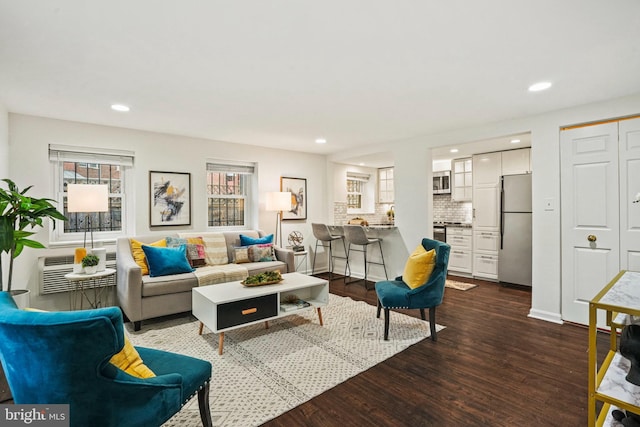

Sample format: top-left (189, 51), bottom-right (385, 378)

top-left (263, 275), bottom-right (609, 427)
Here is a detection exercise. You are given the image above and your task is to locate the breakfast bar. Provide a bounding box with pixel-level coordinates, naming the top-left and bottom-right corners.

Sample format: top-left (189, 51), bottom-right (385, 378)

top-left (325, 225), bottom-right (403, 283)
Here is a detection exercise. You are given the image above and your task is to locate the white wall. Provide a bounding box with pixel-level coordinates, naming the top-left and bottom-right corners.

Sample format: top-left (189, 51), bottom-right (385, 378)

top-left (8, 114), bottom-right (327, 309)
top-left (328, 92), bottom-right (640, 324)
top-left (0, 104), bottom-right (8, 176)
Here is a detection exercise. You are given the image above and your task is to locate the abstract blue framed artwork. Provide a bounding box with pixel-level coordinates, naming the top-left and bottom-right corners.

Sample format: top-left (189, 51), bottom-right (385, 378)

top-left (149, 171), bottom-right (191, 226)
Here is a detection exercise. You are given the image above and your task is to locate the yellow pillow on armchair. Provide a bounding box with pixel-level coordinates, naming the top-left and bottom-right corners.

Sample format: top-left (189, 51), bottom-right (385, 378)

top-left (110, 335), bottom-right (156, 379)
top-left (402, 245), bottom-right (436, 289)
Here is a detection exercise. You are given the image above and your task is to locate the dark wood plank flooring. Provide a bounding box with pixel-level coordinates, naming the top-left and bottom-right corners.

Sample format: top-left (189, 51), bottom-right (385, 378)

top-left (262, 275), bottom-right (609, 427)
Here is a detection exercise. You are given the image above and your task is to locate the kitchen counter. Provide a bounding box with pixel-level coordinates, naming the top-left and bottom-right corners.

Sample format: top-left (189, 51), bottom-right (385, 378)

top-left (434, 222), bottom-right (473, 229)
top-left (328, 224), bottom-right (397, 234)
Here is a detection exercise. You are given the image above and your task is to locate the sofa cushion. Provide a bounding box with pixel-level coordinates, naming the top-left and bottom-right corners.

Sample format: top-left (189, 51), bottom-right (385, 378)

top-left (166, 236), bottom-right (206, 267)
top-left (224, 230), bottom-right (260, 261)
top-left (142, 244), bottom-right (195, 277)
top-left (248, 243), bottom-right (276, 262)
top-left (141, 272), bottom-right (198, 297)
top-left (233, 246), bottom-right (250, 263)
top-left (201, 234), bottom-right (228, 265)
top-left (130, 238), bottom-right (167, 275)
top-left (240, 233), bottom-right (273, 246)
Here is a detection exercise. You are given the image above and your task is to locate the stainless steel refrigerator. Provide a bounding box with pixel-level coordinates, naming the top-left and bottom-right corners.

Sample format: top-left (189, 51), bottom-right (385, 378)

top-left (498, 173), bottom-right (532, 286)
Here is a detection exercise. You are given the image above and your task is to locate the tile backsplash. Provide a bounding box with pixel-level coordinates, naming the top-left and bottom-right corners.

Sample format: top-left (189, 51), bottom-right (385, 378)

top-left (333, 201), bottom-right (392, 225)
top-left (332, 195), bottom-right (471, 225)
top-left (433, 194), bottom-right (473, 223)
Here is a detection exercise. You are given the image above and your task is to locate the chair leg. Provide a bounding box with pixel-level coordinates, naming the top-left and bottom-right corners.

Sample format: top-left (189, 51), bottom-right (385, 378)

top-left (311, 240), bottom-right (318, 274)
top-left (376, 299), bottom-right (382, 318)
top-left (429, 307), bottom-right (437, 342)
top-left (198, 381), bottom-right (213, 427)
top-left (344, 243), bottom-right (352, 284)
top-left (383, 308), bottom-right (390, 341)
top-left (363, 245), bottom-right (369, 289)
top-left (378, 240), bottom-right (388, 280)
top-left (342, 238), bottom-right (351, 277)
top-left (420, 308), bottom-right (426, 321)
top-left (328, 240), bottom-right (333, 282)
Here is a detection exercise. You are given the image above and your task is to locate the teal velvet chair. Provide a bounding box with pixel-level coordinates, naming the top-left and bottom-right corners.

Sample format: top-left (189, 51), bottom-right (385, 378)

top-left (0, 292), bottom-right (212, 427)
top-left (375, 238), bottom-right (450, 341)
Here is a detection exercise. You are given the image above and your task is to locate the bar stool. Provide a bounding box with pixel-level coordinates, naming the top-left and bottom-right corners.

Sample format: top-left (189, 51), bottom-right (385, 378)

top-left (311, 223), bottom-right (350, 281)
top-left (343, 225), bottom-right (388, 290)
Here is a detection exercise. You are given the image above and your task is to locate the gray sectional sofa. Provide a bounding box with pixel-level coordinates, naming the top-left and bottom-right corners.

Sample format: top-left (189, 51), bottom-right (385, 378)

top-left (116, 230), bottom-right (294, 330)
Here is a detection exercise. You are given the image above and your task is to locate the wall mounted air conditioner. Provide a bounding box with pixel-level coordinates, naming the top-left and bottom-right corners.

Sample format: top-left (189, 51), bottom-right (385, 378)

top-left (39, 253), bottom-right (116, 295)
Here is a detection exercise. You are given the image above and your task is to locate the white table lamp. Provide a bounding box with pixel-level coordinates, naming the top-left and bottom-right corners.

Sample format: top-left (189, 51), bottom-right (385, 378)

top-left (67, 184), bottom-right (109, 271)
top-left (265, 192), bottom-right (291, 247)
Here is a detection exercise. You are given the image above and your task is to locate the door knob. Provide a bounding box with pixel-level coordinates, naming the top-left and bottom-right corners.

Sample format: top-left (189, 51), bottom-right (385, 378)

top-left (587, 234), bottom-right (597, 242)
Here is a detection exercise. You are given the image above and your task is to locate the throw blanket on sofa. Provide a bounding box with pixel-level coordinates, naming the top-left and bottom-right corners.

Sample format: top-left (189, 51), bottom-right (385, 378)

top-left (193, 264), bottom-right (249, 286)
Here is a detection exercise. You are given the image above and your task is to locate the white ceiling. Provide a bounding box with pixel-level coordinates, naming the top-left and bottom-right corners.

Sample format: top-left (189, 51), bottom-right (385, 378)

top-left (1, 1), bottom-right (639, 158)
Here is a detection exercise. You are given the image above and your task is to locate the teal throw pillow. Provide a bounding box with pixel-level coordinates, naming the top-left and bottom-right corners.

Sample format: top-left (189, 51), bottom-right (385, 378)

top-left (240, 234), bottom-right (273, 246)
top-left (141, 244), bottom-right (194, 277)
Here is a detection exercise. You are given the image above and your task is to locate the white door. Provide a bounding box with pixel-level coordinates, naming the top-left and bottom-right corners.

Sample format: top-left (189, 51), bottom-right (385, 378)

top-left (561, 122), bottom-right (620, 325)
top-left (620, 118), bottom-right (640, 271)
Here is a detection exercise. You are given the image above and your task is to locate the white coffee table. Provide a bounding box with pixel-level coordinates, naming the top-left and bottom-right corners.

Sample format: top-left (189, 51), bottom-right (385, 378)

top-left (192, 272), bottom-right (329, 355)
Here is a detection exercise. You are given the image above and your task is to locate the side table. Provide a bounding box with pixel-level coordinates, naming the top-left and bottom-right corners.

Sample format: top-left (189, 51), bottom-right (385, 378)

top-left (65, 268), bottom-right (116, 310)
top-left (293, 250), bottom-right (308, 274)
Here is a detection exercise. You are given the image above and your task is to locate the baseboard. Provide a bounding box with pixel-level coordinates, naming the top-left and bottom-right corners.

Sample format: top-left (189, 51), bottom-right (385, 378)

top-left (528, 308), bottom-right (563, 324)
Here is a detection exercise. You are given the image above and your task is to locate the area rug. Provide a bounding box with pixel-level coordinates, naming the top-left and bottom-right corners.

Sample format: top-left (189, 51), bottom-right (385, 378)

top-left (127, 293), bottom-right (444, 427)
top-left (445, 279), bottom-right (478, 291)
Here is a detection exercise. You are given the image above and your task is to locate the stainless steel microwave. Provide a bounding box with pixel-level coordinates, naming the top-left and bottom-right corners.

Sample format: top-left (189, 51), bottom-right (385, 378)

top-left (433, 171), bottom-right (451, 194)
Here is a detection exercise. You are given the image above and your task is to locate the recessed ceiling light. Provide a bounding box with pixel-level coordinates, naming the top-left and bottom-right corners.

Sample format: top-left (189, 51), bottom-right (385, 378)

top-left (450, 148), bottom-right (459, 153)
top-left (359, 163), bottom-right (365, 166)
top-left (111, 104), bottom-right (130, 112)
top-left (315, 138), bottom-right (327, 144)
top-left (528, 82), bottom-right (552, 92)
top-left (511, 139), bottom-right (520, 144)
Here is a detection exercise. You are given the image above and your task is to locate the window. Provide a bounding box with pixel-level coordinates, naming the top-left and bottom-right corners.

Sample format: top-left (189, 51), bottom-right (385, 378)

top-left (49, 145), bottom-right (134, 244)
top-left (206, 162), bottom-right (255, 228)
top-left (346, 171), bottom-right (373, 213)
top-left (347, 178), bottom-right (363, 209)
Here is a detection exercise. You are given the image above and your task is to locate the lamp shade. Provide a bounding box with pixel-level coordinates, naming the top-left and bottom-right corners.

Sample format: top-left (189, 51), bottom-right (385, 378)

top-left (67, 184), bottom-right (109, 213)
top-left (265, 192), bottom-right (291, 212)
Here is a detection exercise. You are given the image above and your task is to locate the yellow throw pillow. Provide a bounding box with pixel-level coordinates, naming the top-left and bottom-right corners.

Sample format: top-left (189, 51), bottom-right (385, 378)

top-left (110, 334), bottom-right (156, 379)
top-left (402, 245), bottom-right (436, 289)
top-left (130, 238), bottom-right (166, 275)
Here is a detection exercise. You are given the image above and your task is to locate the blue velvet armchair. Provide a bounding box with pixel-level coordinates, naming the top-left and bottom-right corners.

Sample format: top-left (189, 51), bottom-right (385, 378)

top-left (375, 238), bottom-right (450, 341)
top-left (0, 292), bottom-right (212, 427)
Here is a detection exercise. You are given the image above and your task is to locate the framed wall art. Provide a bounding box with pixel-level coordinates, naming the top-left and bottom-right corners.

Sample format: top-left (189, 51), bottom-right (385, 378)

top-left (149, 171), bottom-right (191, 226)
top-left (281, 177), bottom-right (307, 220)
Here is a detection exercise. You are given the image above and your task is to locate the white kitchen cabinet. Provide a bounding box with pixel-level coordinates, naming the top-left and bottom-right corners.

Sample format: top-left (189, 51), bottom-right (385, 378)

top-left (472, 186), bottom-right (499, 230)
top-left (501, 148), bottom-right (531, 175)
top-left (473, 254), bottom-right (498, 279)
top-left (474, 231), bottom-right (500, 252)
top-left (378, 167), bottom-right (394, 203)
top-left (452, 158), bottom-right (472, 202)
top-left (447, 226), bottom-right (472, 275)
top-left (472, 152), bottom-right (501, 186)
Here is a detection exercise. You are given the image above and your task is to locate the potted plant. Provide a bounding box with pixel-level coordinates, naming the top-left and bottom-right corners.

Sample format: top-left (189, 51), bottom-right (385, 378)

top-left (81, 254), bottom-right (100, 274)
top-left (0, 179), bottom-right (67, 297)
